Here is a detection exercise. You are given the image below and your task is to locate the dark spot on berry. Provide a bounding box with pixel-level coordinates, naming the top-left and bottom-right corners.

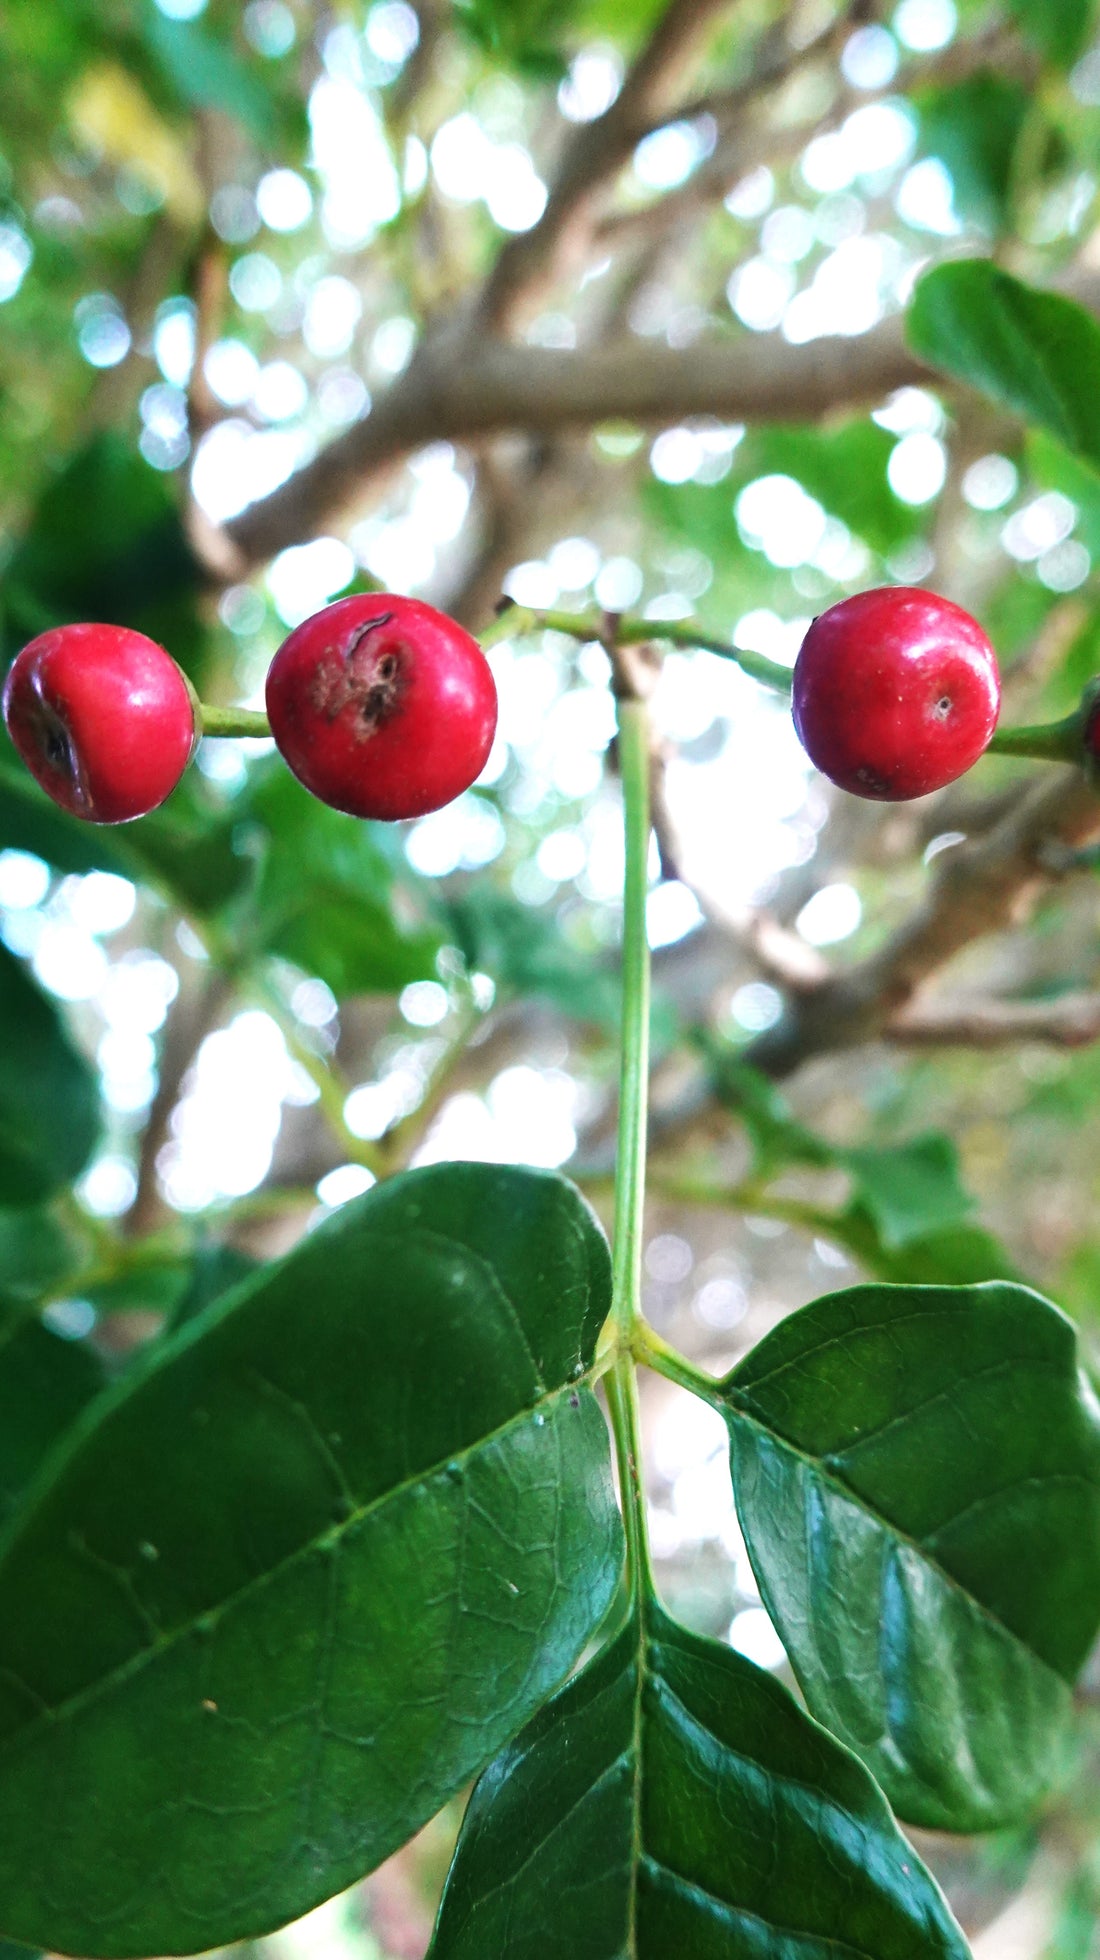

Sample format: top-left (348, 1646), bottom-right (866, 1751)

top-left (855, 765), bottom-right (891, 795)
top-left (932, 694), bottom-right (952, 721)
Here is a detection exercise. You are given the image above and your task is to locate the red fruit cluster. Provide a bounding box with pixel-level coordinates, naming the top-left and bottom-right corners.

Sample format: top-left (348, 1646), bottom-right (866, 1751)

top-left (791, 587), bottom-right (1001, 801)
top-left (2, 595), bottom-right (498, 827)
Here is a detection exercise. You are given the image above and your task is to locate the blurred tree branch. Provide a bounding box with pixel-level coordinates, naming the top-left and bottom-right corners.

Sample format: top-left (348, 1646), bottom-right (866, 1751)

top-left (474, 0), bottom-right (734, 336)
top-left (747, 767), bottom-right (1100, 1078)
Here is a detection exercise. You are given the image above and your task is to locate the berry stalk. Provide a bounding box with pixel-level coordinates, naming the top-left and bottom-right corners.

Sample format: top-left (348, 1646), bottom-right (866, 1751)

top-left (198, 704), bottom-right (272, 739)
top-left (607, 686), bottom-right (655, 1601)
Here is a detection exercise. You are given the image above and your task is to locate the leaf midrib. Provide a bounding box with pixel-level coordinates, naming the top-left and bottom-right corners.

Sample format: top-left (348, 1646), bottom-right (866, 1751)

top-left (0, 1372), bottom-right (596, 1761)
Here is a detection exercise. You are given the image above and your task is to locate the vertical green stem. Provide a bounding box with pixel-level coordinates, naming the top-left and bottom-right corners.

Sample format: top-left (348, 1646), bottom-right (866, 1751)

top-left (611, 699), bottom-right (652, 1344)
top-left (609, 693), bottom-right (654, 1600)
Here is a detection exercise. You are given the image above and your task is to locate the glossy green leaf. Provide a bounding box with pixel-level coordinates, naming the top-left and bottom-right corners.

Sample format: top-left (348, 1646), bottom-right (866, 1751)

top-left (0, 1304), bottom-right (104, 1527)
top-left (0, 1163), bottom-right (623, 1956)
top-left (0, 947), bottom-right (99, 1205)
top-left (908, 263), bottom-right (1100, 470)
top-left (429, 1602), bottom-right (969, 1959)
top-left (722, 1281), bottom-right (1100, 1829)
top-left (841, 1134), bottom-right (973, 1249)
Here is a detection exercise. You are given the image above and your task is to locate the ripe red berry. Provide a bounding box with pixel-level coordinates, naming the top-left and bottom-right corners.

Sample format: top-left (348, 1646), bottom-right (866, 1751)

top-left (2, 623), bottom-right (197, 824)
top-left (791, 586), bottom-right (1000, 800)
top-left (265, 593), bottom-right (498, 821)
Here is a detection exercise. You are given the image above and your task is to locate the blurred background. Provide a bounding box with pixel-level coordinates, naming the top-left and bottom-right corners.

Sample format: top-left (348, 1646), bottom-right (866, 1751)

top-left (3, 0), bottom-right (1100, 1950)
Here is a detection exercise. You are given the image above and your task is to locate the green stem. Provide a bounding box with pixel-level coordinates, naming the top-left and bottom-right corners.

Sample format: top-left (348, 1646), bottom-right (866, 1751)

top-left (198, 704), bottom-right (272, 740)
top-left (486, 605), bottom-right (1096, 770)
top-left (987, 711), bottom-right (1084, 763)
top-left (486, 604), bottom-right (793, 694)
top-left (632, 1323), bottom-right (724, 1409)
top-left (607, 692), bottom-right (655, 1600)
top-left (611, 698), bottom-right (652, 1346)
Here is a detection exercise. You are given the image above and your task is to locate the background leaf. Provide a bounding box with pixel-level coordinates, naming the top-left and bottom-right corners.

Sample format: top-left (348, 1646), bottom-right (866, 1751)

top-left (907, 263), bottom-right (1100, 470)
top-left (0, 947), bottom-right (99, 1206)
top-left (722, 1280), bottom-right (1100, 1829)
top-left (914, 75), bottom-right (1033, 232)
top-left (0, 1164), bottom-right (622, 1956)
top-left (1006, 0), bottom-right (1092, 67)
top-left (429, 1604), bottom-right (969, 1959)
top-left (841, 1134), bottom-right (973, 1250)
top-left (244, 770), bottom-right (443, 996)
top-left (0, 1303), bottom-right (104, 1527)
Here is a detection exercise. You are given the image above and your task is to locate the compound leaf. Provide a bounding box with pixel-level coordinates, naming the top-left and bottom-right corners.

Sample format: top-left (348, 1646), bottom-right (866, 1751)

top-left (722, 1281), bottom-right (1100, 1829)
top-left (429, 1602), bottom-right (969, 1959)
top-left (0, 1164), bottom-right (623, 1956)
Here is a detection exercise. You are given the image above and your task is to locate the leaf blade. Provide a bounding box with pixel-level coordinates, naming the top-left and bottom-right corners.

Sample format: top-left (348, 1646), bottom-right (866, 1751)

top-left (0, 1164), bottom-right (623, 1956)
top-left (722, 1280), bottom-right (1100, 1828)
top-left (0, 947), bottom-right (100, 1204)
top-left (429, 1604), bottom-right (970, 1959)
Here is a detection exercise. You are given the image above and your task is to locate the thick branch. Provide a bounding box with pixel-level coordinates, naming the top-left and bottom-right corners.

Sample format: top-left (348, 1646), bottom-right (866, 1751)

top-left (747, 767), bottom-right (1100, 1078)
top-left (224, 316), bottom-right (925, 565)
top-left (476, 0), bottom-right (733, 335)
top-left (887, 992), bottom-right (1100, 1048)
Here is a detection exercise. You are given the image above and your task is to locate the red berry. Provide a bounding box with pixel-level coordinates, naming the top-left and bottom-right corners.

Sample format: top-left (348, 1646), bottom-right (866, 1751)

top-left (791, 587), bottom-right (1000, 800)
top-left (265, 594), bottom-right (498, 821)
top-left (2, 623), bottom-right (197, 824)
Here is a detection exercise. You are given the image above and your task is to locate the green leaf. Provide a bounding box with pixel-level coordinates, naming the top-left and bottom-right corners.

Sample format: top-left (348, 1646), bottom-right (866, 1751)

top-left (908, 263), bottom-right (1100, 471)
top-left (0, 1304), bottom-right (104, 1528)
top-left (453, 0), bottom-right (576, 76)
top-left (429, 1603), bottom-right (969, 1959)
top-left (0, 748), bottom-right (132, 878)
top-left (2, 435), bottom-right (205, 679)
top-left (734, 421), bottom-right (920, 557)
top-left (855, 1218), bottom-right (1024, 1287)
top-left (0, 947), bottom-right (99, 1205)
top-left (915, 74), bottom-right (1032, 231)
top-left (841, 1133), bottom-right (973, 1249)
top-left (0, 1163), bottom-right (622, 1956)
top-left (143, 15), bottom-right (278, 140)
top-left (0, 1206), bottom-right (80, 1304)
top-left (698, 1041), bottom-right (833, 1173)
top-left (1007, 0), bottom-right (1091, 67)
top-left (0, 746), bottom-right (244, 912)
top-left (164, 1240), bottom-right (260, 1333)
top-left (449, 889), bottom-right (621, 1024)
top-left (722, 1280), bottom-right (1100, 1829)
top-left (246, 771), bottom-right (442, 997)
